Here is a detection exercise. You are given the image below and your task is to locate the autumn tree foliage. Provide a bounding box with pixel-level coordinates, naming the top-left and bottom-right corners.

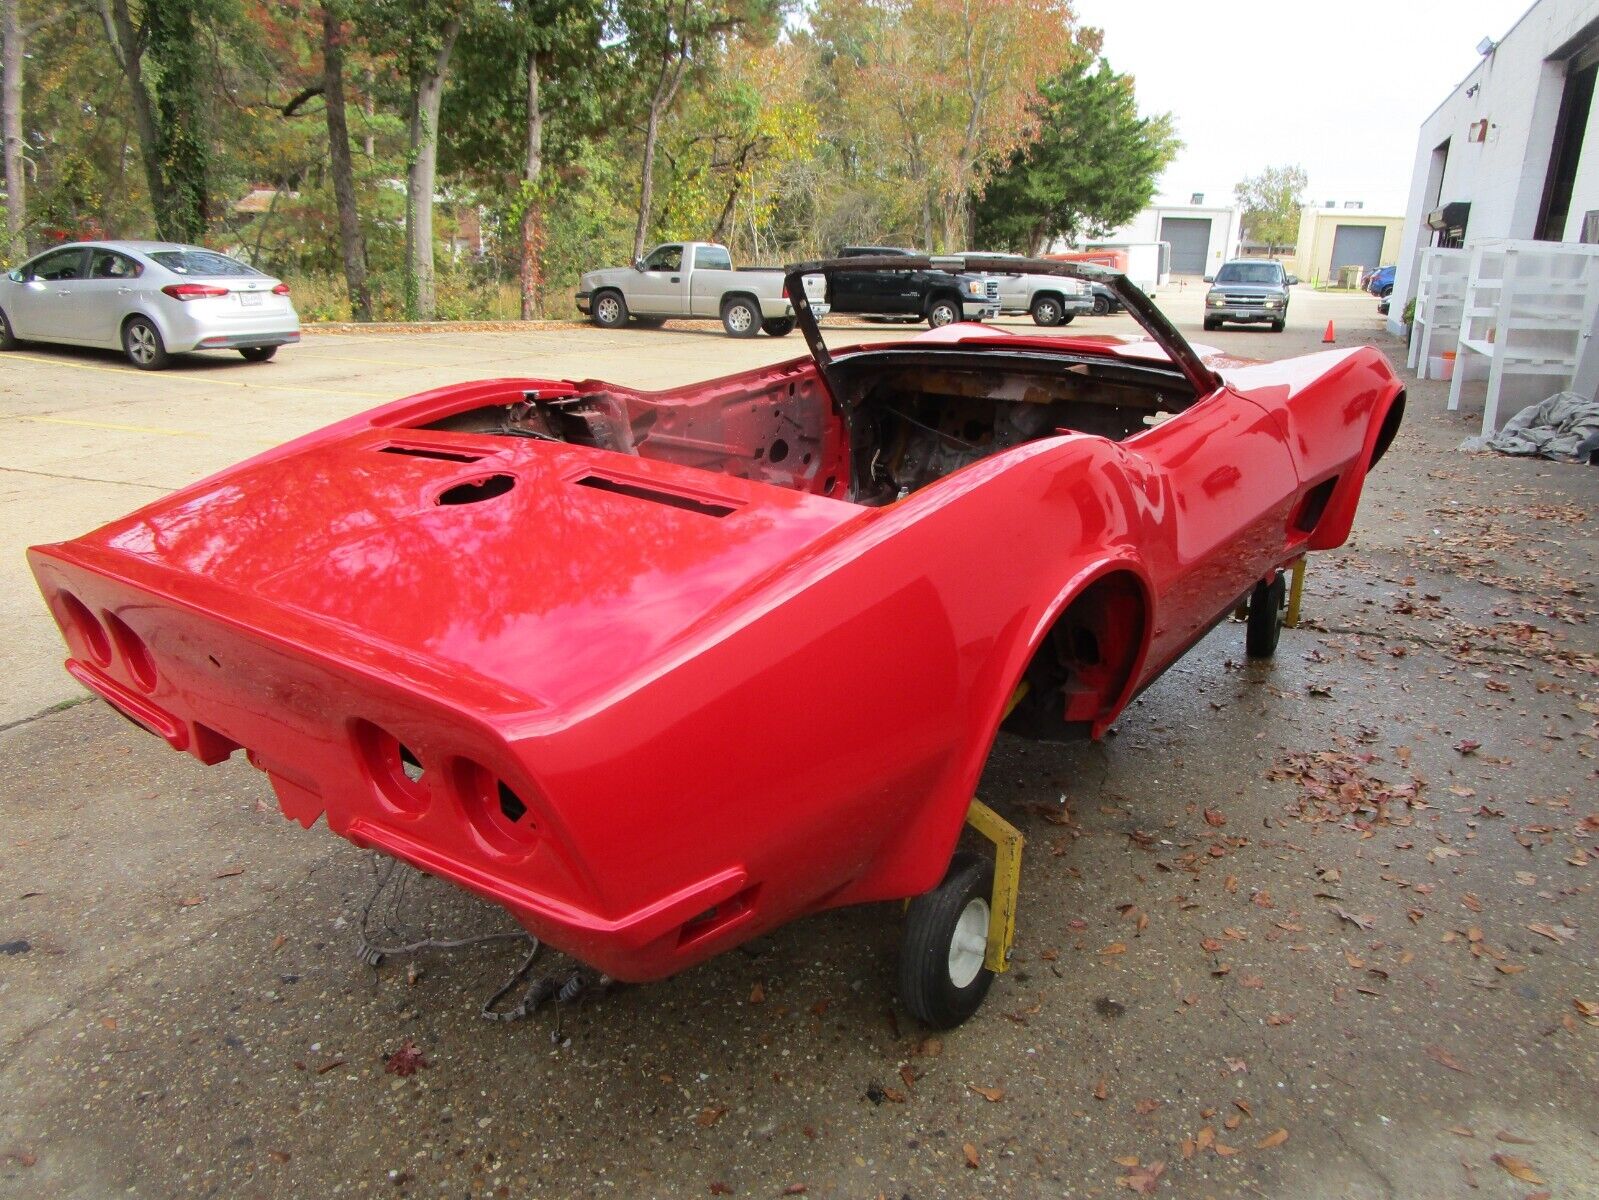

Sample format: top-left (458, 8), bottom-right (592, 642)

top-left (3, 0), bottom-right (1175, 318)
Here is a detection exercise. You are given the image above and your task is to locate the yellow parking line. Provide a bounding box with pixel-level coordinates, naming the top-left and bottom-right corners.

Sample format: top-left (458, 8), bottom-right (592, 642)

top-left (19, 415), bottom-right (207, 438)
top-left (0, 352), bottom-right (391, 399)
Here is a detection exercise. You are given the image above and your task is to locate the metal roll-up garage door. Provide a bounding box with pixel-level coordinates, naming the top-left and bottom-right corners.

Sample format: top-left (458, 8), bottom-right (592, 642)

top-left (1329, 225), bottom-right (1386, 274)
top-left (1160, 217), bottom-right (1212, 275)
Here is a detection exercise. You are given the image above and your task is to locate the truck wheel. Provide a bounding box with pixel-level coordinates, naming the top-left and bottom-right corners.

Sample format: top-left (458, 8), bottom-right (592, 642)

top-left (591, 290), bottom-right (627, 329)
top-left (899, 851), bottom-right (995, 1028)
top-left (926, 296), bottom-right (961, 328)
top-left (1058, 312), bottom-right (1075, 326)
top-left (761, 317), bottom-right (796, 337)
top-left (1203, 317), bottom-right (1220, 331)
top-left (721, 296), bottom-right (760, 338)
top-left (1090, 294), bottom-right (1111, 316)
top-left (1270, 319), bottom-right (1285, 333)
top-left (1245, 572), bottom-right (1287, 659)
top-left (1030, 295), bottom-right (1063, 327)
top-left (0, 306), bottom-right (18, 350)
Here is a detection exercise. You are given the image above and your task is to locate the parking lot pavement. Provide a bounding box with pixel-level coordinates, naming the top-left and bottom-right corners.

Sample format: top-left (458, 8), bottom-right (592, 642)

top-left (3, 289), bottom-right (1595, 1197)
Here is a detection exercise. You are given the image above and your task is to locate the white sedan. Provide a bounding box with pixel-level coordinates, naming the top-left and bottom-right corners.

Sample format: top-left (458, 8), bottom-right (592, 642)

top-left (0, 240), bottom-right (300, 370)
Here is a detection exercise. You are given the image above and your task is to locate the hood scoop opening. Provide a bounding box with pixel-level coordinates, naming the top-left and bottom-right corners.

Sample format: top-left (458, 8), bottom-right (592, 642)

top-left (437, 474), bottom-right (516, 505)
top-left (379, 442), bottom-right (483, 464)
top-left (574, 474), bottom-right (738, 519)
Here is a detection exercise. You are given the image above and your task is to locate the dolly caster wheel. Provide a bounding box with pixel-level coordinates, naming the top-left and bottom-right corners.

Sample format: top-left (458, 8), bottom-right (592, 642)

top-left (899, 851), bottom-right (995, 1028)
top-left (1246, 572), bottom-right (1287, 659)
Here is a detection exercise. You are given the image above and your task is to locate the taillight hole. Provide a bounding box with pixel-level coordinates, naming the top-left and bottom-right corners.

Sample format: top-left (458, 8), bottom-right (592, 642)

top-left (104, 611), bottom-right (157, 691)
top-left (452, 759), bottom-right (537, 854)
top-left (352, 721), bottom-right (429, 816)
top-left (437, 474), bottom-right (515, 506)
top-left (59, 592), bottom-right (111, 666)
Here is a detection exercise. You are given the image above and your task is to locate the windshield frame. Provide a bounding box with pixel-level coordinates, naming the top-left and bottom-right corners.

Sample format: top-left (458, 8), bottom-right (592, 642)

top-left (1214, 262), bottom-right (1285, 285)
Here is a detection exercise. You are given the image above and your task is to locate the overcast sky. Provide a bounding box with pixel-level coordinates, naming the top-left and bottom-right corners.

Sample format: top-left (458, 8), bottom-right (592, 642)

top-left (1071, 0), bottom-right (1534, 213)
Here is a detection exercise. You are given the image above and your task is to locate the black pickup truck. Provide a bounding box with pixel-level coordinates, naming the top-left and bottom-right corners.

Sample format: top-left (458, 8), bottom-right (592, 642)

top-left (828, 246), bottom-right (1000, 328)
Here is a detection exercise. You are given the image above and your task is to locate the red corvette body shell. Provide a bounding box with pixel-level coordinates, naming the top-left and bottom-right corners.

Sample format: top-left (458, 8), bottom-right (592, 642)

top-left (28, 325), bottom-right (1403, 982)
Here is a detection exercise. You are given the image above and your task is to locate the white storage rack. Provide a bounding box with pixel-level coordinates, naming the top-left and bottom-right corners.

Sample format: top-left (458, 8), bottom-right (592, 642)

top-left (1406, 247), bottom-right (1470, 380)
top-left (1445, 240), bottom-right (1599, 436)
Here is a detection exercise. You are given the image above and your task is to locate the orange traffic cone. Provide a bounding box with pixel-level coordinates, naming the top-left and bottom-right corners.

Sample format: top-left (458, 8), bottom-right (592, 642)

top-left (1322, 321), bottom-right (1336, 344)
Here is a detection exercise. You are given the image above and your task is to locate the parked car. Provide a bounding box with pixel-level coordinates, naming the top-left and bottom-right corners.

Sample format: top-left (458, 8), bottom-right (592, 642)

top-left (956, 251), bottom-right (1092, 325)
top-left (1202, 260), bottom-right (1297, 332)
top-left (30, 255), bottom-right (1403, 1028)
top-left (576, 242), bottom-right (828, 338)
top-left (1363, 264), bottom-right (1396, 297)
top-left (829, 246), bottom-right (999, 327)
top-left (1083, 282), bottom-right (1122, 315)
top-left (0, 241), bottom-right (300, 369)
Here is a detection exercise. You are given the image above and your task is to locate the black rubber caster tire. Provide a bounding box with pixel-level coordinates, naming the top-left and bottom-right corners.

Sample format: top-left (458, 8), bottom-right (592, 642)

top-left (899, 851), bottom-right (995, 1028)
top-left (1246, 572), bottom-right (1287, 659)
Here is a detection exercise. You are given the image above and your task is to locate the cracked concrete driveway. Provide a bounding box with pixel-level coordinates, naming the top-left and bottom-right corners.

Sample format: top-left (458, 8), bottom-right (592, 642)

top-left (1, 291), bottom-right (1595, 1198)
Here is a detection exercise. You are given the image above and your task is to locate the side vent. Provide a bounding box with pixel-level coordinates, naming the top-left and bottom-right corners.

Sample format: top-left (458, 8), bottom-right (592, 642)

top-left (380, 443), bottom-right (483, 464)
top-left (575, 474), bottom-right (738, 518)
top-left (1293, 477), bottom-right (1339, 534)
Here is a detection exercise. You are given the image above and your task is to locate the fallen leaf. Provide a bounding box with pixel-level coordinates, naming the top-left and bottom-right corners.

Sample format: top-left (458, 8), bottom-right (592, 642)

top-left (1133, 1098), bottom-right (1161, 1115)
top-left (1489, 1153), bottom-right (1543, 1184)
top-left (1425, 1044), bottom-right (1469, 1074)
top-left (1334, 908), bottom-right (1375, 931)
top-left (1445, 1125), bottom-right (1475, 1138)
top-left (962, 1142), bottom-right (979, 1169)
top-left (1494, 1131), bottom-right (1535, 1145)
top-left (1113, 1155), bottom-right (1141, 1168)
top-left (1115, 1161), bottom-right (1165, 1194)
top-left (1240, 974), bottom-right (1264, 989)
top-left (1526, 922), bottom-right (1576, 944)
top-left (749, 982), bottom-right (765, 1004)
top-left (213, 868), bottom-right (245, 879)
top-left (1101, 942), bottom-right (1128, 956)
top-left (1094, 1076), bottom-right (1109, 1101)
top-left (709, 1184), bottom-right (733, 1196)
top-left (781, 1186), bottom-right (807, 1196)
top-left (695, 1106), bottom-right (729, 1128)
top-left (1256, 1129), bottom-right (1289, 1149)
top-left (178, 896), bottom-right (204, 908)
top-left (1196, 1127), bottom-right (1215, 1151)
top-left (1213, 1142), bottom-right (1239, 1157)
top-left (1454, 739), bottom-right (1481, 755)
top-left (968, 1085), bottom-right (1004, 1103)
top-left (383, 1039), bottom-right (429, 1077)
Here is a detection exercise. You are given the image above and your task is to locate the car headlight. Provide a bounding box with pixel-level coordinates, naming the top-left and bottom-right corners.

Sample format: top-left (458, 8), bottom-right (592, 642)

top-left (965, 280), bottom-right (984, 296)
top-left (1264, 298), bottom-right (1283, 308)
top-left (1207, 295), bottom-right (1226, 307)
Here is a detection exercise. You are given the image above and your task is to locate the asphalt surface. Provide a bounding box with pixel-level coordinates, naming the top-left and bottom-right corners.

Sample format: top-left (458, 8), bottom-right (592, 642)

top-left (1, 288), bottom-right (1595, 1198)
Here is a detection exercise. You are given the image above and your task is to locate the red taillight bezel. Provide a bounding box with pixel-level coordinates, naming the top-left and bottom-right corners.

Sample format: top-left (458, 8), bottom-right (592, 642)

top-left (271, 282), bottom-right (290, 296)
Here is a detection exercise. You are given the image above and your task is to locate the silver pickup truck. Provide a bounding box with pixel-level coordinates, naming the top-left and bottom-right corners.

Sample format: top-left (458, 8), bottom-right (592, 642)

top-left (958, 251), bottom-right (1093, 326)
top-left (576, 242), bottom-right (829, 338)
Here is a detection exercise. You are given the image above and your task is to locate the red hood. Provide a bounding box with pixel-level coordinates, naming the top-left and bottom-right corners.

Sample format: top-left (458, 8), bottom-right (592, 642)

top-left (39, 430), bottom-right (862, 714)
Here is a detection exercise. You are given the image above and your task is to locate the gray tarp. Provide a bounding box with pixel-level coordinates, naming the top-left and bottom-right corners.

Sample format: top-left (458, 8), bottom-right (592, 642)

top-left (1461, 391), bottom-right (1599, 463)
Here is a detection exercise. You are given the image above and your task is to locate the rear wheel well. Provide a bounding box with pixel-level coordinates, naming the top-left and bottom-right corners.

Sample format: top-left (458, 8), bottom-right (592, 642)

top-left (721, 291), bottom-right (760, 313)
top-left (1003, 570), bottom-right (1148, 741)
top-left (1370, 390), bottom-right (1405, 468)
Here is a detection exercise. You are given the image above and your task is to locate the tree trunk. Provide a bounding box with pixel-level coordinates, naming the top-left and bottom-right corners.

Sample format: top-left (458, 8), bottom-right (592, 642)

top-left (631, 55), bottom-right (688, 263)
top-left (631, 102), bottom-right (662, 263)
top-left (517, 49), bottom-right (543, 320)
top-left (404, 16), bottom-right (460, 321)
top-left (322, 6), bottom-right (370, 320)
top-left (99, 0), bottom-right (168, 236)
top-left (145, 0), bottom-right (208, 242)
top-left (2, 0), bottom-right (23, 260)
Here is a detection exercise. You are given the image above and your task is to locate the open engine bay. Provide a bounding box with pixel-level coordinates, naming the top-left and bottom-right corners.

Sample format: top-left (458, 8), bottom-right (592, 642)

top-left (418, 349), bottom-right (1195, 507)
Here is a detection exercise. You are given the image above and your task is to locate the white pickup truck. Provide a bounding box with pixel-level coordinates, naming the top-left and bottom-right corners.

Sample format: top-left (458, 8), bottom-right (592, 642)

top-left (576, 242), bottom-right (829, 338)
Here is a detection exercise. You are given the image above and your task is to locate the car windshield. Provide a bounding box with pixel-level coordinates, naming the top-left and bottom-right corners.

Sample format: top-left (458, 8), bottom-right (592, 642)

top-left (1215, 263), bottom-right (1283, 285)
top-left (149, 250), bottom-right (263, 278)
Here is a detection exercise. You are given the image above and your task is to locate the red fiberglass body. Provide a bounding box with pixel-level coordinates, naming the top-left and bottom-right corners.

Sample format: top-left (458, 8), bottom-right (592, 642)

top-left (29, 257), bottom-right (1404, 983)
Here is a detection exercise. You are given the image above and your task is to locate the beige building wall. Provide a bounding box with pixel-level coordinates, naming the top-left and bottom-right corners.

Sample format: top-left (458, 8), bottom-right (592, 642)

top-left (1293, 210), bottom-right (1407, 284)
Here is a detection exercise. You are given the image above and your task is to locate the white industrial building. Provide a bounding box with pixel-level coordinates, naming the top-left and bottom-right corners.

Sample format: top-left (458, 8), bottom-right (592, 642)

top-left (1090, 199), bottom-right (1242, 278)
top-left (1389, 0), bottom-right (1599, 336)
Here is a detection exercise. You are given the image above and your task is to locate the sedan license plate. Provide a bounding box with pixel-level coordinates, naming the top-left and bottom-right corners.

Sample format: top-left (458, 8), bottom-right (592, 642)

top-left (239, 291), bottom-right (263, 307)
